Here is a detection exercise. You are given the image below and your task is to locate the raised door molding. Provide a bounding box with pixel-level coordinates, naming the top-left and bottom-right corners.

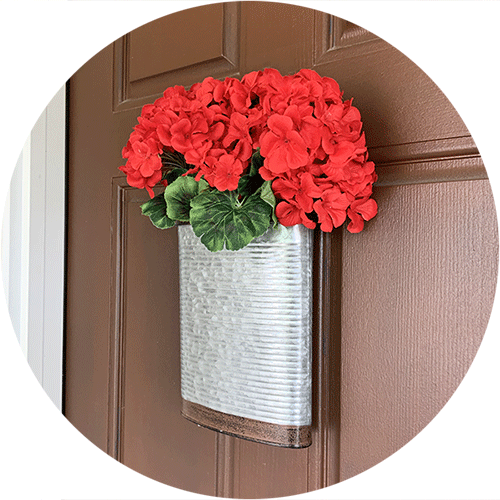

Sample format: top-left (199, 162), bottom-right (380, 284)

top-left (113, 3), bottom-right (240, 112)
top-left (314, 13), bottom-right (386, 66)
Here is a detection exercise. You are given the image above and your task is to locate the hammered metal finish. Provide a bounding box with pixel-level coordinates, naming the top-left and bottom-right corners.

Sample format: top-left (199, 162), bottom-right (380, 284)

top-left (178, 224), bottom-right (313, 434)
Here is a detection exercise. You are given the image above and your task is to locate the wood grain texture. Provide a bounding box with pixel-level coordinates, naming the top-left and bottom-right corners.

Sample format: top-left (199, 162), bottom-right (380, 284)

top-left (313, 40), bottom-right (471, 149)
top-left (216, 434), bottom-right (236, 497)
top-left (233, 439), bottom-right (309, 499)
top-left (339, 179), bottom-right (498, 480)
top-left (239, 1), bottom-right (315, 74)
top-left (370, 135), bottom-right (479, 166)
top-left (375, 155), bottom-right (487, 186)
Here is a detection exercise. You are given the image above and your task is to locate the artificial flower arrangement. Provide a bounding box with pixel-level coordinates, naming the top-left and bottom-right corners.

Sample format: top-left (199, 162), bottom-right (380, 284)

top-left (120, 68), bottom-right (377, 251)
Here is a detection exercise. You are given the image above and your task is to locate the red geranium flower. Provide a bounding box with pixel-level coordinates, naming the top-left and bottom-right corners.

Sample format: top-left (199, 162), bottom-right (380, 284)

top-left (119, 160), bottom-right (162, 198)
top-left (313, 186), bottom-right (350, 232)
top-left (275, 200), bottom-right (316, 229)
top-left (170, 116), bottom-right (208, 154)
top-left (347, 198), bottom-right (378, 233)
top-left (283, 105), bottom-right (322, 154)
top-left (222, 113), bottom-right (253, 162)
top-left (127, 137), bottom-right (162, 178)
top-left (335, 100), bottom-right (363, 142)
top-left (120, 68), bottom-right (377, 233)
top-left (273, 172), bottom-right (323, 213)
top-left (155, 109), bottom-right (181, 148)
top-left (213, 154), bottom-right (244, 192)
top-left (260, 114), bottom-right (309, 174)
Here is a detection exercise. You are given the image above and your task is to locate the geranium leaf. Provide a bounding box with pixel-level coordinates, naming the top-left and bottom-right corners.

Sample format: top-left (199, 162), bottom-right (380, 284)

top-left (141, 192), bottom-right (175, 229)
top-left (238, 173), bottom-right (264, 197)
top-left (164, 176), bottom-right (202, 222)
top-left (249, 149), bottom-right (264, 177)
top-left (164, 167), bottom-right (188, 184)
top-left (259, 180), bottom-right (279, 228)
top-left (197, 178), bottom-right (210, 192)
top-left (190, 191), bottom-right (272, 251)
top-left (238, 150), bottom-right (265, 197)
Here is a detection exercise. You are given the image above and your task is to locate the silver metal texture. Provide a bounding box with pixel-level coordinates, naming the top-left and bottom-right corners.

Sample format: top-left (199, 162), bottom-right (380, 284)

top-left (178, 224), bottom-right (313, 426)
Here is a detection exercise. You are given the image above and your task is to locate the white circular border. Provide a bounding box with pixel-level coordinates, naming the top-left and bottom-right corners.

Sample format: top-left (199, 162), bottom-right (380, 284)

top-left (0, 2), bottom-right (498, 499)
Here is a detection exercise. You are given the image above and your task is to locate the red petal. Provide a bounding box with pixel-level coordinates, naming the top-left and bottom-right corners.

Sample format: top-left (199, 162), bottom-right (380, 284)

top-left (275, 201), bottom-right (302, 226)
top-left (258, 166), bottom-right (277, 181)
top-left (272, 178), bottom-right (297, 200)
top-left (267, 114), bottom-right (294, 137)
top-left (300, 172), bottom-right (323, 198)
top-left (357, 198), bottom-right (378, 220)
top-left (295, 191), bottom-right (314, 213)
top-left (347, 210), bottom-right (364, 233)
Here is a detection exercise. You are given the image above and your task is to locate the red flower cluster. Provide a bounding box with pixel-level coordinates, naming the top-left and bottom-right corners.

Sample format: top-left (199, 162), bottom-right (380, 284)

top-left (120, 68), bottom-right (377, 233)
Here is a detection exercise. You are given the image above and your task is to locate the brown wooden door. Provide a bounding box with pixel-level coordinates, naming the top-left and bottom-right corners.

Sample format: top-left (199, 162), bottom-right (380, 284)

top-left (65, 2), bottom-right (498, 497)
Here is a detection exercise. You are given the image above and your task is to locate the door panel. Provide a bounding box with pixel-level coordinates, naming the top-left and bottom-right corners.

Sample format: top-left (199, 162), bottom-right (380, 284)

top-left (114, 3), bottom-right (240, 113)
top-left (65, 2), bottom-right (498, 498)
top-left (240, 2), bottom-right (315, 72)
top-left (313, 33), bottom-right (471, 150)
top-left (129, 4), bottom-right (227, 82)
top-left (116, 183), bottom-right (217, 493)
top-left (340, 179), bottom-right (497, 480)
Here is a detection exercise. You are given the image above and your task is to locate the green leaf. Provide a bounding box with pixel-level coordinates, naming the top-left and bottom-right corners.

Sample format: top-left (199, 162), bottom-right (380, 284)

top-left (259, 180), bottom-right (279, 228)
top-left (258, 180), bottom-right (275, 208)
top-left (197, 178), bottom-right (210, 193)
top-left (238, 150), bottom-right (265, 197)
top-left (140, 192), bottom-right (175, 229)
top-left (190, 190), bottom-right (272, 251)
top-left (165, 167), bottom-right (188, 185)
top-left (238, 173), bottom-right (264, 197)
top-left (164, 176), bottom-right (201, 222)
top-left (249, 149), bottom-right (264, 177)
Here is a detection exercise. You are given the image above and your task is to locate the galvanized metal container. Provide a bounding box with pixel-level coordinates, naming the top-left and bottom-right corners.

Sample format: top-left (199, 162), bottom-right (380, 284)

top-left (178, 223), bottom-right (313, 447)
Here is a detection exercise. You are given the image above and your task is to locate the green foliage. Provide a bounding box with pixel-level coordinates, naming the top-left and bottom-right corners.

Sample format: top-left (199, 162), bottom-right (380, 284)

top-left (165, 167), bottom-right (188, 185)
top-left (249, 149), bottom-right (264, 176)
top-left (140, 192), bottom-right (175, 229)
top-left (164, 176), bottom-right (208, 222)
top-left (259, 180), bottom-right (279, 228)
top-left (237, 150), bottom-right (265, 197)
top-left (238, 174), bottom-right (264, 198)
top-left (143, 149), bottom-right (277, 251)
top-left (160, 150), bottom-right (192, 184)
top-left (160, 150), bottom-right (188, 170)
top-left (190, 190), bottom-right (272, 252)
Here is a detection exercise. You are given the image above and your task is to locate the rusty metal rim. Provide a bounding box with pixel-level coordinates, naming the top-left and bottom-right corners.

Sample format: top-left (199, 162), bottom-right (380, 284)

top-left (182, 398), bottom-right (312, 448)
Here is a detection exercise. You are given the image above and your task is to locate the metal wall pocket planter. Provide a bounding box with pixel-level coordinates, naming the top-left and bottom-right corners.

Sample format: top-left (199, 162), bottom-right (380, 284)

top-left (120, 68), bottom-right (377, 448)
top-left (178, 223), bottom-right (313, 448)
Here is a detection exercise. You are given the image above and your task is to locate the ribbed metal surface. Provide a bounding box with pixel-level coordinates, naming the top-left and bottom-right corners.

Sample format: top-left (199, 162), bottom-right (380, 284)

top-left (178, 224), bottom-right (313, 426)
